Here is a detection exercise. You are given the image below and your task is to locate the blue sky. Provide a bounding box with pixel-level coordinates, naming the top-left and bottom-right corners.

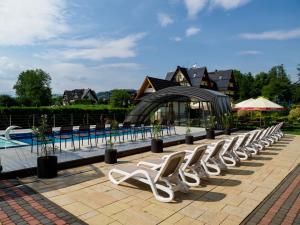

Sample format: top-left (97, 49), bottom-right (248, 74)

top-left (0, 0), bottom-right (299, 95)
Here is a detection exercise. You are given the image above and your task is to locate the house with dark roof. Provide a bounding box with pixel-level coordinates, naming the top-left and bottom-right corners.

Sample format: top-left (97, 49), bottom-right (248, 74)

top-left (136, 66), bottom-right (235, 100)
top-left (165, 66), bottom-right (213, 89)
top-left (133, 65), bottom-right (234, 125)
top-left (208, 70), bottom-right (236, 97)
top-left (135, 76), bottom-right (179, 100)
top-left (63, 89), bottom-right (98, 105)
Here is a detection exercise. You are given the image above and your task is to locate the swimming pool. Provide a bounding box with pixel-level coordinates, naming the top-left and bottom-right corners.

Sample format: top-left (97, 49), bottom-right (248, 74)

top-left (0, 137), bottom-right (28, 149)
top-left (8, 127), bottom-right (155, 146)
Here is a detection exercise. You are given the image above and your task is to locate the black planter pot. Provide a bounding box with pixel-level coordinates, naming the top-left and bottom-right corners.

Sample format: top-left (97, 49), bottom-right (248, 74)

top-left (224, 128), bottom-right (231, 135)
top-left (185, 135), bottom-right (194, 144)
top-left (206, 129), bottom-right (215, 139)
top-left (37, 156), bottom-right (58, 179)
top-left (151, 139), bottom-right (163, 153)
top-left (105, 149), bottom-right (117, 164)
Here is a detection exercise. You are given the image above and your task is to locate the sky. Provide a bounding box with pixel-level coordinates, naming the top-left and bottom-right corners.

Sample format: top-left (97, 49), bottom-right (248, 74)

top-left (0, 0), bottom-right (299, 95)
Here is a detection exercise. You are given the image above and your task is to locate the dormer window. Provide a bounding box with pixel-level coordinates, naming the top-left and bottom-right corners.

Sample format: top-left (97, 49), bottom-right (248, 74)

top-left (219, 76), bottom-right (223, 80)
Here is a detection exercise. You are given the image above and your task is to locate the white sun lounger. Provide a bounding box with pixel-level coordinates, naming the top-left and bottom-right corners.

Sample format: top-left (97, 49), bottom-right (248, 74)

top-left (201, 140), bottom-right (225, 176)
top-left (233, 133), bottom-right (251, 160)
top-left (108, 151), bottom-right (188, 202)
top-left (218, 136), bottom-right (239, 168)
top-left (137, 145), bottom-right (208, 187)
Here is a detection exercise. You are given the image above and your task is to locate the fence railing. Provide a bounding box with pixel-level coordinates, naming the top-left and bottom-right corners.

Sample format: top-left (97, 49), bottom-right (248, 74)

top-left (0, 113), bottom-right (125, 130)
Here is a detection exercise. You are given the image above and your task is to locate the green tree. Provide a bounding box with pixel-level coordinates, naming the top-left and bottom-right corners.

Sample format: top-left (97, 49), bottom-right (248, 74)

top-left (261, 65), bottom-right (291, 103)
top-left (291, 83), bottom-right (300, 103)
top-left (110, 89), bottom-right (131, 108)
top-left (233, 70), bottom-right (255, 101)
top-left (13, 69), bottom-right (52, 106)
top-left (253, 72), bottom-right (270, 97)
top-left (0, 95), bottom-right (17, 107)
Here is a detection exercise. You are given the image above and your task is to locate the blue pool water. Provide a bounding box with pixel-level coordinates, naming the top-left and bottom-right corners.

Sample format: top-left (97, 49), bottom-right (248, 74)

top-left (8, 127), bottom-right (155, 146)
top-left (0, 137), bottom-right (26, 148)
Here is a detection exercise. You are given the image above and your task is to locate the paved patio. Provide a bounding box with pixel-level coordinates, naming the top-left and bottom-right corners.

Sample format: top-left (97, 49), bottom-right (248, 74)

top-left (1, 133), bottom-right (300, 225)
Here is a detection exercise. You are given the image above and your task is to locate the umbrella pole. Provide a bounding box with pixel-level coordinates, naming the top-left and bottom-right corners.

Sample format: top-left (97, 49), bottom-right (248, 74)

top-left (260, 111), bottom-right (262, 128)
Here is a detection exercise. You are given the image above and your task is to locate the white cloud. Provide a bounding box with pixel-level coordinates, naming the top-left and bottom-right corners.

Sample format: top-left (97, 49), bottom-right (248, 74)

top-left (239, 27), bottom-right (300, 40)
top-left (184, 0), bottom-right (207, 17)
top-left (210, 0), bottom-right (250, 10)
top-left (171, 37), bottom-right (182, 42)
top-left (45, 62), bottom-right (143, 93)
top-left (0, 0), bottom-right (69, 46)
top-left (0, 56), bottom-right (24, 79)
top-left (183, 0), bottom-right (250, 17)
top-left (238, 50), bottom-right (262, 55)
top-left (158, 13), bottom-right (174, 27)
top-left (186, 27), bottom-right (201, 37)
top-left (39, 33), bottom-right (146, 61)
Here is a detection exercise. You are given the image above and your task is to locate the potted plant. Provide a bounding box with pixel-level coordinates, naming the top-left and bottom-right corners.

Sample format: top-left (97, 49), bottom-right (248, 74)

top-left (33, 115), bottom-right (57, 179)
top-left (185, 120), bottom-right (193, 144)
top-left (151, 122), bottom-right (163, 153)
top-left (221, 113), bottom-right (232, 135)
top-left (206, 115), bottom-right (216, 139)
top-left (105, 139), bottom-right (117, 164)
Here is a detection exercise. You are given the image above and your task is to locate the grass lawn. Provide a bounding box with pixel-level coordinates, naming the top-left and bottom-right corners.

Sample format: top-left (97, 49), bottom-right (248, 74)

top-left (283, 129), bottom-right (300, 135)
top-left (283, 123), bottom-right (300, 135)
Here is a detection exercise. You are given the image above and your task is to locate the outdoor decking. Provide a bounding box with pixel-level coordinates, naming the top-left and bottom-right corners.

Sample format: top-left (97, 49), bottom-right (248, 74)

top-left (14, 133), bottom-right (300, 225)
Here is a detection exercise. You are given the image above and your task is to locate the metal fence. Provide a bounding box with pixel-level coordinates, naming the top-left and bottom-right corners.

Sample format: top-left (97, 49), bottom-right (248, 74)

top-left (0, 113), bottom-right (127, 130)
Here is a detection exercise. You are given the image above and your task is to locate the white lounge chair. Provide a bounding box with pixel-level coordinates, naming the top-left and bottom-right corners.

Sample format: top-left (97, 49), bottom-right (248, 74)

top-left (137, 145), bottom-right (208, 187)
top-left (244, 130), bottom-right (260, 156)
top-left (218, 136), bottom-right (239, 168)
top-left (201, 140), bottom-right (225, 176)
top-left (233, 133), bottom-right (251, 160)
top-left (108, 151), bottom-right (188, 202)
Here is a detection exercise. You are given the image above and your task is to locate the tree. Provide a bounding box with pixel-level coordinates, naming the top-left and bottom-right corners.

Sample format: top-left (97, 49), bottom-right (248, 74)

top-left (233, 70), bottom-right (255, 101)
top-left (13, 69), bottom-right (52, 106)
top-left (261, 65), bottom-right (291, 104)
top-left (253, 72), bottom-right (270, 97)
top-left (110, 89), bottom-right (131, 108)
top-left (0, 95), bottom-right (17, 107)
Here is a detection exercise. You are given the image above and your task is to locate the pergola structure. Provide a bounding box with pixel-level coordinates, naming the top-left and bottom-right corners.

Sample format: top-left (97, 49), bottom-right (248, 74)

top-left (125, 86), bottom-right (231, 127)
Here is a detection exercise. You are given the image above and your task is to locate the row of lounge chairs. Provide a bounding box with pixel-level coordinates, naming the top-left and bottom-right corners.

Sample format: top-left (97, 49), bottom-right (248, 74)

top-left (31, 123), bottom-right (176, 154)
top-left (108, 123), bottom-right (284, 202)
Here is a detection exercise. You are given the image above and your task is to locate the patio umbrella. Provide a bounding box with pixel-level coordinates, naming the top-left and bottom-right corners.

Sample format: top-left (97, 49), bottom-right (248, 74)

top-left (233, 97), bottom-right (284, 127)
top-left (234, 97), bottom-right (284, 111)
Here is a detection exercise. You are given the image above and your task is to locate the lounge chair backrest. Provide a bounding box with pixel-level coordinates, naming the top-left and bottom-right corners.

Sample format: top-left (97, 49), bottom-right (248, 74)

top-left (60, 126), bottom-right (73, 133)
top-left (44, 127), bottom-right (53, 135)
top-left (252, 129), bottom-right (261, 141)
top-left (211, 140), bottom-right (225, 158)
top-left (255, 129), bottom-right (264, 141)
top-left (235, 133), bottom-right (250, 149)
top-left (79, 125), bottom-right (90, 132)
top-left (246, 130), bottom-right (259, 146)
top-left (95, 123), bottom-right (105, 131)
top-left (222, 136), bottom-right (239, 155)
top-left (187, 145), bottom-right (207, 167)
top-left (155, 151), bottom-right (185, 181)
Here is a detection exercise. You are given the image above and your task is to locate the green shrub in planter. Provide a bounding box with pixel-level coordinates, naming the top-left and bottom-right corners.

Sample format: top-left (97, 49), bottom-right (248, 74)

top-left (33, 115), bottom-right (57, 179)
top-left (151, 123), bottom-right (163, 153)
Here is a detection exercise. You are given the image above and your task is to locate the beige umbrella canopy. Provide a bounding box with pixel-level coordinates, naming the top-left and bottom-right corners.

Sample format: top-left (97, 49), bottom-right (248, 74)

top-left (234, 97), bottom-right (284, 111)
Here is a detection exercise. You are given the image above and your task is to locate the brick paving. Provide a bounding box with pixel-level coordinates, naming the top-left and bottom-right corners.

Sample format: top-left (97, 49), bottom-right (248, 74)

top-left (241, 164), bottom-right (300, 225)
top-left (1, 133), bottom-right (300, 225)
top-left (0, 179), bottom-right (87, 225)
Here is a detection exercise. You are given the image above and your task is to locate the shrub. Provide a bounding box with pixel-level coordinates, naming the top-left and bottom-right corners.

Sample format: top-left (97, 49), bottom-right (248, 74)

top-left (288, 107), bottom-right (300, 121)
